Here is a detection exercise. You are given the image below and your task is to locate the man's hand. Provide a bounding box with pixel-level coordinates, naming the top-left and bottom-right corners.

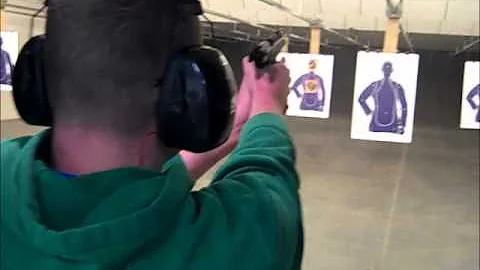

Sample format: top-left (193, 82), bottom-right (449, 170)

top-left (231, 56), bottom-right (291, 139)
top-left (248, 58), bottom-right (291, 117)
top-left (230, 57), bottom-right (256, 138)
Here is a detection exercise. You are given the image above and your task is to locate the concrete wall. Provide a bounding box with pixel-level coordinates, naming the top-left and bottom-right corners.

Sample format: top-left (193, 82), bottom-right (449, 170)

top-left (1, 11), bottom-right (45, 121)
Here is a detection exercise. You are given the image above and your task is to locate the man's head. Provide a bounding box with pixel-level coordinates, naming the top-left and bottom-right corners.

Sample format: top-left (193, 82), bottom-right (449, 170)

top-left (46, 0), bottom-right (202, 138)
top-left (308, 59), bottom-right (317, 71)
top-left (382, 61), bottom-right (393, 78)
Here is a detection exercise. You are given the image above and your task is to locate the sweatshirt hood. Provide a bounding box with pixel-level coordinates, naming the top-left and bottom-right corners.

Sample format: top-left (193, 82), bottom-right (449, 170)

top-left (1, 130), bottom-right (194, 268)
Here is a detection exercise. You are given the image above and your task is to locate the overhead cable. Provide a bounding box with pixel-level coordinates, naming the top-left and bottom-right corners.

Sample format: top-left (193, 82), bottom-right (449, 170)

top-left (204, 8), bottom-right (309, 42)
top-left (29, 3), bottom-right (47, 37)
top-left (399, 23), bottom-right (414, 52)
top-left (453, 38), bottom-right (480, 56)
top-left (253, 0), bottom-right (370, 49)
top-left (4, 3), bottom-right (47, 19)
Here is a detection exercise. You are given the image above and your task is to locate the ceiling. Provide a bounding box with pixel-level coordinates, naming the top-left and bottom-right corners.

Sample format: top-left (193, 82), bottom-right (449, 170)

top-left (4, 0), bottom-right (480, 36)
top-left (3, 0), bottom-right (479, 53)
top-left (203, 0), bottom-right (479, 36)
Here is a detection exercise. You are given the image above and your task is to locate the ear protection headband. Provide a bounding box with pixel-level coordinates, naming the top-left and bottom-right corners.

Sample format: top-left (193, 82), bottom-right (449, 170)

top-left (12, 0), bottom-right (238, 153)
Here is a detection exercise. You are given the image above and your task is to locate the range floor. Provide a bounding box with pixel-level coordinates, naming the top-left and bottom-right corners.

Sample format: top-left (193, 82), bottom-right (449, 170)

top-left (2, 117), bottom-right (479, 270)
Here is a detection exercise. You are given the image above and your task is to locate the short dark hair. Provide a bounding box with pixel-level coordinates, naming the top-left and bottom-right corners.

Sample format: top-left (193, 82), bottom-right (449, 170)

top-left (46, 0), bottom-right (201, 136)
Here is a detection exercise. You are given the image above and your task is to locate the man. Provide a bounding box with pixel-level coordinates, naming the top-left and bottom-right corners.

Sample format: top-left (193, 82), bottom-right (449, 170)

top-left (0, 1), bottom-right (303, 270)
top-left (291, 59), bottom-right (326, 112)
top-left (358, 61), bottom-right (408, 134)
top-left (0, 36), bottom-right (14, 85)
top-left (466, 84), bottom-right (480, 123)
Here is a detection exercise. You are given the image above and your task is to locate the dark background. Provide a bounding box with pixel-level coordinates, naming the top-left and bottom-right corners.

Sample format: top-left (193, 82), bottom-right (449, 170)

top-left (205, 38), bottom-right (480, 132)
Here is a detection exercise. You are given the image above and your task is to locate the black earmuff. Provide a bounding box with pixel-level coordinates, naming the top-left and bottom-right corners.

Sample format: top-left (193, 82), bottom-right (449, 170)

top-left (156, 46), bottom-right (237, 153)
top-left (179, 0), bottom-right (203, 15)
top-left (156, 0), bottom-right (238, 153)
top-left (12, 35), bottom-right (52, 126)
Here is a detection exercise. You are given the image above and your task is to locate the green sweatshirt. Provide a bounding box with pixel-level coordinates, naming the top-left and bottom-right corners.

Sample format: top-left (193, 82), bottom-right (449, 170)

top-left (1, 113), bottom-right (303, 270)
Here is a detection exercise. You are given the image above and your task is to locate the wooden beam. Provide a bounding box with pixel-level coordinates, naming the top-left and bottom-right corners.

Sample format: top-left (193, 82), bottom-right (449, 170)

top-left (383, 18), bottom-right (400, 53)
top-left (1, 9), bottom-right (6, 31)
top-left (309, 27), bottom-right (321, 54)
top-left (281, 36), bottom-right (289, 52)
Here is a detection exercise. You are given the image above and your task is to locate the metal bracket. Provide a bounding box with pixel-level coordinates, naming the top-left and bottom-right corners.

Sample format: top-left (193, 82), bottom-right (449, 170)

top-left (452, 38), bottom-right (480, 56)
top-left (386, 0), bottom-right (403, 19)
top-left (399, 22), bottom-right (414, 52)
top-left (310, 18), bottom-right (322, 28)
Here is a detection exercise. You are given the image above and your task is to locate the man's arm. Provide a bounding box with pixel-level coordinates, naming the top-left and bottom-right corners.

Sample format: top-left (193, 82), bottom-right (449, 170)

top-left (209, 113), bottom-right (302, 270)
top-left (179, 139), bottom-right (236, 180)
top-left (467, 84), bottom-right (480, 109)
top-left (290, 75), bottom-right (304, 98)
top-left (185, 60), bottom-right (303, 269)
top-left (398, 85), bottom-right (408, 126)
top-left (6, 53), bottom-right (13, 70)
top-left (358, 83), bottom-right (375, 115)
top-left (205, 62), bottom-right (302, 269)
top-left (317, 75), bottom-right (326, 104)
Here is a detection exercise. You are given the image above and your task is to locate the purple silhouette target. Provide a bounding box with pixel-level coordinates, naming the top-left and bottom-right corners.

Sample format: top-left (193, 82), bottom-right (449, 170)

top-left (351, 51), bottom-right (419, 144)
top-left (0, 32), bottom-right (18, 91)
top-left (460, 61), bottom-right (480, 130)
top-left (278, 53), bottom-right (334, 119)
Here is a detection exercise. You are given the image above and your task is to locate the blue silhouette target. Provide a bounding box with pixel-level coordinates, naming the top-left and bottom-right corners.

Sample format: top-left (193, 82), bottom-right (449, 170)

top-left (351, 52), bottom-right (419, 144)
top-left (460, 61), bottom-right (480, 130)
top-left (278, 53), bottom-right (335, 119)
top-left (0, 32), bottom-right (18, 91)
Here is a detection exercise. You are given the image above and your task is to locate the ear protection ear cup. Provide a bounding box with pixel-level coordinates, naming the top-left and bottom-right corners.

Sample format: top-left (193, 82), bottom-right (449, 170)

top-left (178, 0), bottom-right (203, 15)
top-left (156, 46), bottom-right (237, 153)
top-left (12, 35), bottom-right (52, 126)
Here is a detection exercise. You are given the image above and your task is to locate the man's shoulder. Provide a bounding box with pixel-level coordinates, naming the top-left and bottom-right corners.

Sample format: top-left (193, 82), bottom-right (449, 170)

top-left (388, 80), bottom-right (403, 88)
top-left (365, 80), bottom-right (381, 89)
top-left (1, 135), bottom-right (36, 174)
top-left (1, 136), bottom-right (33, 156)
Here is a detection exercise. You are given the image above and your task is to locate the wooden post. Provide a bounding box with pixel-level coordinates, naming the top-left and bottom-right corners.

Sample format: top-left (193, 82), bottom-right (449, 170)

top-left (383, 18), bottom-right (400, 53)
top-left (309, 27), bottom-right (321, 54)
top-left (281, 36), bottom-right (289, 52)
top-left (0, 9), bottom-right (6, 31)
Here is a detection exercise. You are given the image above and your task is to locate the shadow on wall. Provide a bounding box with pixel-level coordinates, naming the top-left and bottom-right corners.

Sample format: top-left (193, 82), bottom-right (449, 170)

top-left (206, 38), bottom-right (480, 130)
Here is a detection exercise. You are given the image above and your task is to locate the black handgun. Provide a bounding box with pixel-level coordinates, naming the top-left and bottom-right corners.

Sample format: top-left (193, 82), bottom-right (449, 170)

top-left (248, 30), bottom-right (287, 69)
